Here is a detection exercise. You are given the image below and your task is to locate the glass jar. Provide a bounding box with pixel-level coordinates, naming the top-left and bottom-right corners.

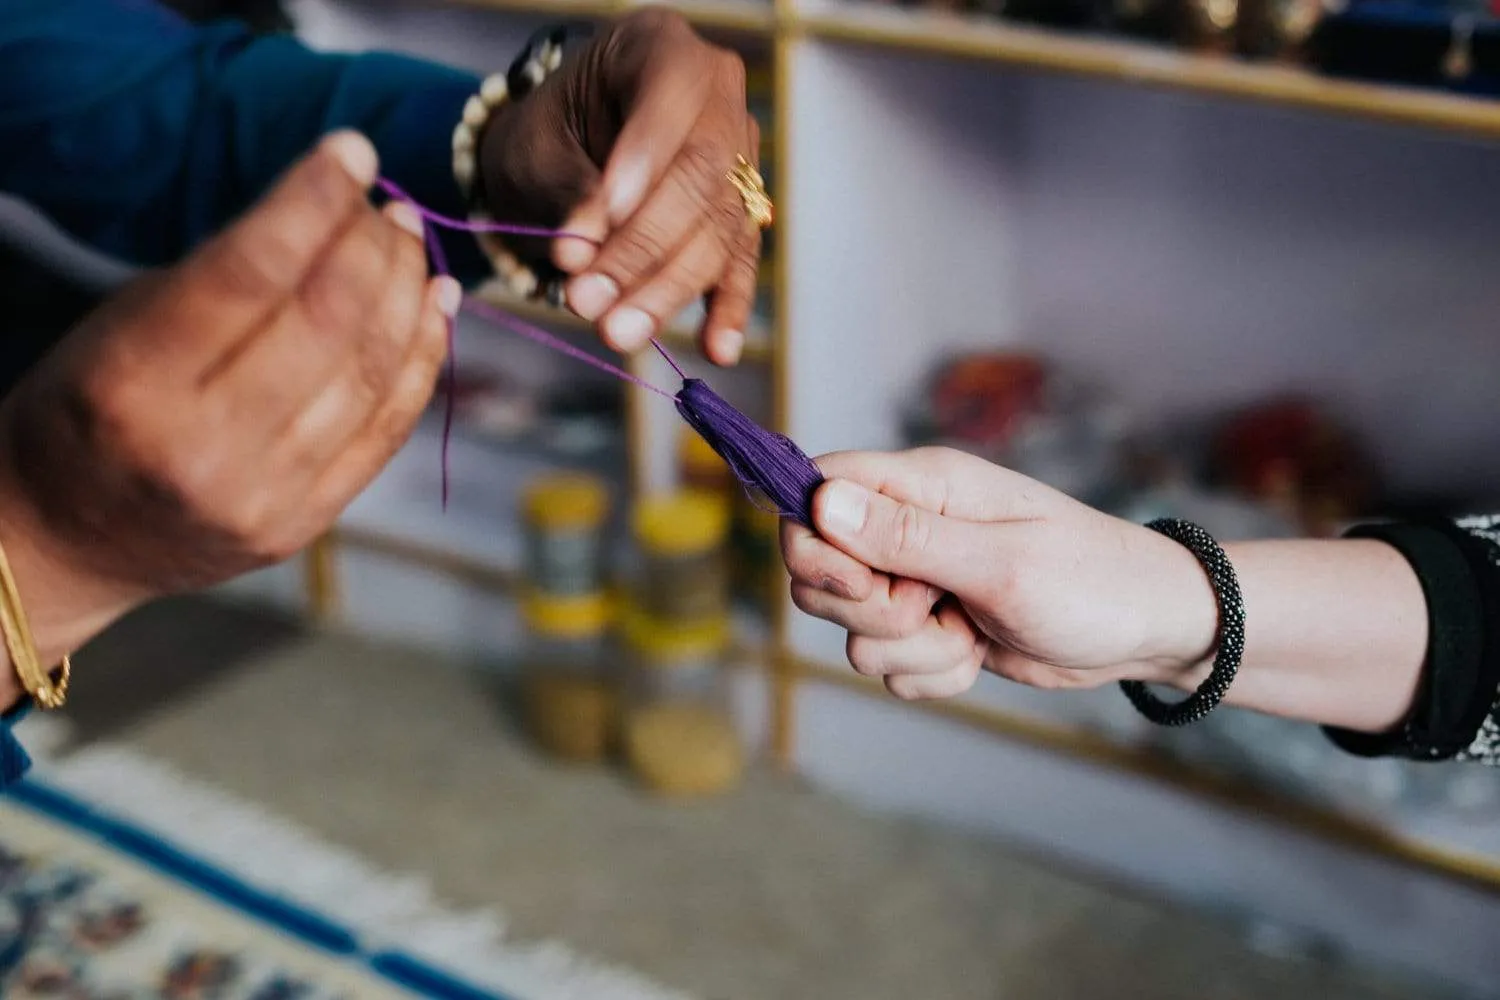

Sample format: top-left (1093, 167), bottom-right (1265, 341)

top-left (619, 607), bottom-right (742, 796)
top-left (631, 491), bottom-right (731, 622)
top-left (519, 472), bottom-right (615, 763)
top-left (520, 593), bottom-right (616, 763)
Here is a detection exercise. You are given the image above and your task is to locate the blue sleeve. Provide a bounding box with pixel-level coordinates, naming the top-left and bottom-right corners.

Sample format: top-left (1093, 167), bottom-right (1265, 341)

top-left (0, 0), bottom-right (490, 282)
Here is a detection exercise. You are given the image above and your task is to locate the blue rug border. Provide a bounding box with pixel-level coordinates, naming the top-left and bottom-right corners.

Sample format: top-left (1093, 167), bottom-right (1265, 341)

top-left (4, 777), bottom-right (518, 1000)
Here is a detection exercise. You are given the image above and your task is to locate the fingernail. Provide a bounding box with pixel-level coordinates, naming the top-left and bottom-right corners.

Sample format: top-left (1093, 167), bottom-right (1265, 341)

top-left (607, 158), bottom-right (650, 223)
top-left (716, 329), bottom-right (745, 366)
top-left (436, 277), bottom-right (463, 318)
top-left (566, 274), bottom-right (619, 321)
top-left (603, 306), bottom-right (655, 351)
top-left (385, 201), bottom-right (425, 240)
top-left (821, 480), bottom-right (869, 537)
top-left (324, 131), bottom-right (378, 187)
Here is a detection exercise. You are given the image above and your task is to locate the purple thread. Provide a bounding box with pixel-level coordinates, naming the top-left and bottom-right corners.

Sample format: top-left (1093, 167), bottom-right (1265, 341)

top-left (462, 296), bottom-right (672, 400)
top-left (377, 178), bottom-right (592, 244)
top-left (379, 177), bottom-right (823, 525)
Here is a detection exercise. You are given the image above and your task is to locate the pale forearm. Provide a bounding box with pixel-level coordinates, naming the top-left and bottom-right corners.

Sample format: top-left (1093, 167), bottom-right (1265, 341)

top-left (1157, 539), bottom-right (1429, 734)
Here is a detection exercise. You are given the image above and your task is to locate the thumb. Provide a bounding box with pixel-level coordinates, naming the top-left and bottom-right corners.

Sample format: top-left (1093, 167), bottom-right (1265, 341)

top-left (813, 478), bottom-right (996, 597)
top-left (170, 131), bottom-right (377, 343)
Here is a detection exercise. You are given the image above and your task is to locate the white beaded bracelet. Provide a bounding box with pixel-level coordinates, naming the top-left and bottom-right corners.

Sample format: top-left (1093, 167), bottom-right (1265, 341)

top-left (452, 28), bottom-right (570, 301)
top-left (450, 72), bottom-right (535, 297)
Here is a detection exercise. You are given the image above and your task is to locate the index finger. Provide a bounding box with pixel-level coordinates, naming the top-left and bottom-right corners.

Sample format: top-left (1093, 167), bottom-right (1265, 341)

top-left (781, 517), bottom-right (876, 602)
top-left (560, 19), bottom-right (717, 256)
top-left (815, 448), bottom-right (1055, 524)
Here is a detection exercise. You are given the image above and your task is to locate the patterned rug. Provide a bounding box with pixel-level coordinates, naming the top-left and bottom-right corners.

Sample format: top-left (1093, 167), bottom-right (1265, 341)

top-left (0, 718), bottom-right (693, 1000)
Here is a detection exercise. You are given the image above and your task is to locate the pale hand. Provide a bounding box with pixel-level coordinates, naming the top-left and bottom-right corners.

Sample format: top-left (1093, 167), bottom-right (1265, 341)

top-left (779, 447), bottom-right (1220, 701)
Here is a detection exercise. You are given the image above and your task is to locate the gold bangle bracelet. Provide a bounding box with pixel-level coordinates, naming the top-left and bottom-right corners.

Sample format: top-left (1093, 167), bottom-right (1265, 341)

top-left (0, 538), bottom-right (69, 710)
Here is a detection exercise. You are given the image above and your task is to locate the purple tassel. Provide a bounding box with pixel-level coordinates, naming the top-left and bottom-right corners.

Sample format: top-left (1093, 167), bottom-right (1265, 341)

top-left (674, 379), bottom-right (823, 527)
top-left (376, 177), bottom-right (824, 524)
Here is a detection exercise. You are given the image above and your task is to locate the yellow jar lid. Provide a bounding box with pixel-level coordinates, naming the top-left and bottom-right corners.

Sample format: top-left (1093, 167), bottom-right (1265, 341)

top-left (622, 605), bottom-right (729, 663)
top-left (524, 473), bottom-right (610, 531)
top-left (522, 589), bottom-right (613, 638)
top-left (632, 490), bottom-right (730, 556)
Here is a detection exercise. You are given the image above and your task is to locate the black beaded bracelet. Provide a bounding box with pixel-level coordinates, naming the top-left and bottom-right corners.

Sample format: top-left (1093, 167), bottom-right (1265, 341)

top-left (1118, 518), bottom-right (1247, 727)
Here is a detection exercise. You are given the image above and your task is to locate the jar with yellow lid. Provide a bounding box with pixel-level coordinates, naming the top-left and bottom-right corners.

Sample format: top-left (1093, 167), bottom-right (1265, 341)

top-left (631, 490), bottom-right (730, 623)
top-left (519, 472), bottom-right (616, 763)
top-left (619, 605), bottom-right (742, 797)
top-left (522, 472), bottom-right (610, 600)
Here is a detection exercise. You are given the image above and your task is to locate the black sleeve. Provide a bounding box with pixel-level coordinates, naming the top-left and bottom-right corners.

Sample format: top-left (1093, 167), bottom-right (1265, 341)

top-left (1323, 518), bottom-right (1500, 765)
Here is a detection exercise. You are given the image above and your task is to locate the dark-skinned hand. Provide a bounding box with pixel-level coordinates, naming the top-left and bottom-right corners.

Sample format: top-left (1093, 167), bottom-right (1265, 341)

top-left (478, 7), bottom-right (762, 366)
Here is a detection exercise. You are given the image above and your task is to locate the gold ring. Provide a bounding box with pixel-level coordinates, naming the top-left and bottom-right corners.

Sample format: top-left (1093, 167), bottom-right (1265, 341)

top-left (727, 155), bottom-right (773, 230)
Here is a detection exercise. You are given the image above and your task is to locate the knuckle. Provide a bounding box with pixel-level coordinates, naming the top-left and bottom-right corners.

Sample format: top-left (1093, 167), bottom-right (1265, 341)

top-left (893, 594), bottom-right (929, 638)
top-left (740, 227), bottom-right (763, 264)
top-left (349, 354), bottom-right (387, 415)
top-left (623, 5), bottom-right (689, 36)
top-left (354, 333), bottom-right (407, 406)
top-left (947, 631), bottom-right (979, 670)
top-left (214, 235), bottom-right (296, 302)
top-left (601, 224), bottom-right (674, 282)
top-left (889, 502), bottom-right (932, 559)
top-left (73, 366), bottom-right (141, 450)
top-left (929, 670), bottom-right (976, 701)
top-left (912, 445), bottom-right (964, 475)
top-left (415, 311), bottom-right (451, 371)
top-left (885, 675), bottom-right (925, 702)
top-left (715, 49), bottom-right (746, 90)
top-left (781, 543), bottom-right (814, 583)
top-left (300, 220), bottom-right (388, 332)
top-left (244, 526), bottom-right (302, 566)
top-left (300, 270), bottom-right (368, 335)
top-left (376, 383), bottom-right (429, 447)
top-left (846, 635), bottom-right (883, 678)
top-left (178, 459), bottom-right (264, 547)
top-left (789, 583), bottom-right (821, 618)
top-left (710, 191), bottom-right (747, 241)
top-left (679, 142), bottom-right (727, 202)
top-left (954, 655), bottom-right (983, 693)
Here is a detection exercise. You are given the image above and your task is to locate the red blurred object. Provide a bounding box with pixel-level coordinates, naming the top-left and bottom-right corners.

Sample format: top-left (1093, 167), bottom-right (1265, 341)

top-left (929, 353), bottom-right (1048, 449)
top-left (1213, 398), bottom-right (1375, 534)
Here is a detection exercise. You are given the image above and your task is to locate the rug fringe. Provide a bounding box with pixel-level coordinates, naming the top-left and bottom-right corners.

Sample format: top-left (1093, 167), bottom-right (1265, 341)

top-left (30, 743), bottom-right (698, 1000)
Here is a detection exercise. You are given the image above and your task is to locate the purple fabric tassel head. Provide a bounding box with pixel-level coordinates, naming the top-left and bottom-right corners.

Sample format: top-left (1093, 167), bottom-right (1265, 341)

top-left (675, 378), bottom-right (823, 526)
